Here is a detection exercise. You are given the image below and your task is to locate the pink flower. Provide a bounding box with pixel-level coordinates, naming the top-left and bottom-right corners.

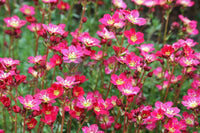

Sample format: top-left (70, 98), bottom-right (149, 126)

top-left (76, 94), bottom-right (94, 110)
top-left (124, 28), bottom-right (144, 45)
top-left (97, 27), bottom-right (115, 40)
top-left (28, 55), bottom-right (46, 64)
top-left (42, 0), bottom-right (57, 3)
top-left (137, 44), bottom-right (155, 53)
top-left (18, 95), bottom-right (41, 111)
top-left (0, 58), bottom-right (20, 68)
top-left (28, 67), bottom-right (44, 78)
top-left (56, 75), bottom-right (79, 89)
top-left (99, 13), bottom-right (123, 28)
top-left (78, 33), bottom-right (101, 48)
top-left (98, 114), bottom-right (115, 129)
top-left (179, 56), bottom-right (199, 67)
top-left (61, 45), bottom-right (84, 63)
top-left (4, 15), bottom-right (26, 28)
top-left (82, 124), bottom-right (104, 133)
top-left (111, 73), bottom-right (128, 86)
top-left (20, 5), bottom-right (35, 16)
top-left (131, 0), bottom-right (146, 5)
top-left (151, 108), bottom-right (165, 120)
top-left (164, 118), bottom-right (187, 133)
top-left (125, 53), bottom-right (142, 69)
top-left (27, 23), bottom-right (42, 32)
top-left (42, 23), bottom-right (66, 35)
top-left (117, 82), bottom-right (140, 96)
top-left (124, 10), bottom-right (146, 26)
top-left (179, 15), bottom-right (199, 35)
top-left (90, 51), bottom-right (104, 61)
top-left (182, 112), bottom-right (195, 127)
top-left (34, 90), bottom-right (55, 103)
top-left (104, 56), bottom-right (117, 74)
top-left (176, 0), bottom-right (194, 7)
top-left (112, 0), bottom-right (127, 9)
top-left (182, 96), bottom-right (199, 109)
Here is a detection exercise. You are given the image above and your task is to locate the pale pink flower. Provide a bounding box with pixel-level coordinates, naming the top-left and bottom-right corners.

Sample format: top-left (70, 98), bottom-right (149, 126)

top-left (131, 0), bottom-right (146, 5)
top-left (20, 5), bottom-right (35, 16)
top-left (137, 44), bottom-right (155, 53)
top-left (124, 10), bottom-right (146, 26)
top-left (76, 94), bottom-right (94, 110)
top-left (117, 82), bottom-right (140, 96)
top-left (28, 55), bottom-right (46, 64)
top-left (61, 45), bottom-right (84, 63)
top-left (82, 124), bottom-right (104, 133)
top-left (4, 15), bottom-right (26, 28)
top-left (34, 90), bottom-right (55, 103)
top-left (97, 27), bottom-right (115, 40)
top-left (28, 67), bottom-right (44, 78)
top-left (42, 23), bottom-right (65, 35)
top-left (0, 58), bottom-right (20, 68)
top-left (90, 51), bottom-right (105, 61)
top-left (18, 95), bottom-right (41, 111)
top-left (179, 56), bottom-right (199, 67)
top-left (42, 0), bottom-right (57, 3)
top-left (182, 96), bottom-right (199, 109)
top-left (176, 0), bottom-right (194, 7)
top-left (78, 33), bottom-right (101, 48)
top-left (27, 23), bottom-right (42, 32)
top-left (56, 75), bottom-right (79, 89)
top-left (112, 0), bottom-right (127, 9)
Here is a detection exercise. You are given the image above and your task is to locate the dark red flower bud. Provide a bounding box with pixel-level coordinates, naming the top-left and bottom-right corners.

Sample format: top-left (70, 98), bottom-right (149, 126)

top-left (26, 16), bottom-right (37, 23)
top-left (127, 113), bottom-right (133, 120)
top-left (82, 17), bottom-right (87, 23)
top-left (62, 31), bottom-right (69, 38)
top-left (116, 99), bottom-right (122, 107)
top-left (147, 71), bottom-right (153, 77)
top-left (101, 39), bottom-right (107, 44)
top-left (12, 105), bottom-right (21, 113)
top-left (114, 123), bottom-right (122, 130)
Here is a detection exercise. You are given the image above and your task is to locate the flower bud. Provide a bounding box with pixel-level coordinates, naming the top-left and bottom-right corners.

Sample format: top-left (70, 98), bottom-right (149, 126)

top-left (12, 105), bottom-right (21, 113)
top-left (114, 123), bottom-right (122, 130)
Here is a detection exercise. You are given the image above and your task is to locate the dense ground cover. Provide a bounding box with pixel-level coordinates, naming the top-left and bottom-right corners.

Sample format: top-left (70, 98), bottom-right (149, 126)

top-left (0, 0), bottom-right (199, 132)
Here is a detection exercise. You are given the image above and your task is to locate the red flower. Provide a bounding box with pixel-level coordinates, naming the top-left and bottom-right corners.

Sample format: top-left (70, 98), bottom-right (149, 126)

top-left (73, 86), bottom-right (85, 97)
top-left (161, 45), bottom-right (174, 57)
top-left (0, 96), bottom-right (11, 107)
top-left (26, 118), bottom-right (37, 130)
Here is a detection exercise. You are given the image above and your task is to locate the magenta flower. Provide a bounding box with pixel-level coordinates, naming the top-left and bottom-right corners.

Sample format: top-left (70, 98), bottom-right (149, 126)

top-left (125, 53), bottom-right (142, 69)
top-left (124, 10), bottom-right (146, 26)
top-left (164, 118), bottom-right (187, 133)
top-left (104, 56), bottom-right (117, 74)
top-left (28, 55), bottom-right (46, 64)
top-left (61, 45), bottom-right (84, 63)
top-left (124, 28), bottom-right (144, 45)
top-left (182, 112), bottom-right (195, 127)
top-left (42, 23), bottom-right (65, 35)
top-left (99, 114), bottom-right (115, 129)
top-left (20, 5), bottom-right (35, 16)
top-left (111, 73), bottom-right (128, 86)
top-left (182, 96), bottom-right (199, 109)
top-left (4, 15), bottom-right (26, 28)
top-left (82, 124), bottom-right (104, 133)
top-left (131, 0), bottom-right (146, 5)
top-left (18, 95), bottom-right (41, 111)
top-left (0, 58), bottom-right (20, 68)
top-left (99, 13), bottom-right (120, 27)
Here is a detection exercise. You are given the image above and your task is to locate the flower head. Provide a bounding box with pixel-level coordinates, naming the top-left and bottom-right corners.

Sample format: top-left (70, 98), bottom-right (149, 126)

top-left (4, 15), bottom-right (26, 28)
top-left (20, 5), bottom-right (35, 16)
top-left (18, 95), bottom-right (41, 111)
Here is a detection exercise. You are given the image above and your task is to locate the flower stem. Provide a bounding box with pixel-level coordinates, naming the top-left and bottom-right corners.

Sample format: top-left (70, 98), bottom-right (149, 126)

top-left (60, 91), bottom-right (67, 133)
